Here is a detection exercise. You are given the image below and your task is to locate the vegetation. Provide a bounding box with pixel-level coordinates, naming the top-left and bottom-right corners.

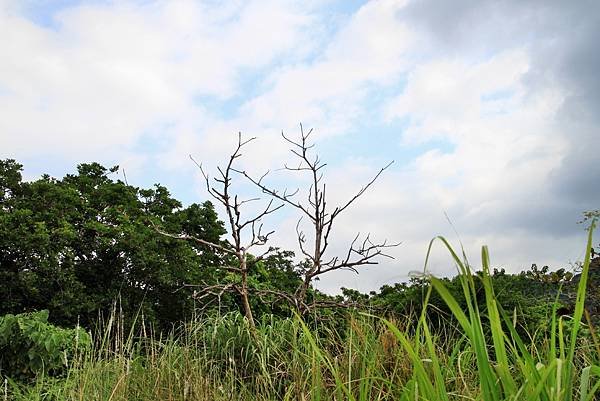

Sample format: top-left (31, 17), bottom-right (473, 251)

top-left (0, 159), bottom-right (302, 331)
top-left (1, 156), bottom-right (599, 399)
top-left (0, 310), bottom-right (90, 381)
top-left (1, 226), bottom-right (598, 400)
top-left (368, 264), bottom-right (574, 339)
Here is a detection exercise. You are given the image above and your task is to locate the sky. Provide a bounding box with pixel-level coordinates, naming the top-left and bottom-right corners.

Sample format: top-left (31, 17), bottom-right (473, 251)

top-left (1, 0), bottom-right (598, 294)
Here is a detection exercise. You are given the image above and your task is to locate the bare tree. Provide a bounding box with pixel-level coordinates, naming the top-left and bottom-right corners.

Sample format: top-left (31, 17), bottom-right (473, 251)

top-left (155, 133), bottom-right (282, 328)
top-left (236, 124), bottom-right (399, 312)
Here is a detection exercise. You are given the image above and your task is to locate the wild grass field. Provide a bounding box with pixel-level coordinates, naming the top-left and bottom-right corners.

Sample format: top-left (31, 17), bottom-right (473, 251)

top-left (3, 225), bottom-right (599, 401)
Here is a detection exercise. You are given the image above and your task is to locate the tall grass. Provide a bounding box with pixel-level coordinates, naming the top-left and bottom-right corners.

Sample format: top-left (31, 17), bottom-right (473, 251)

top-left (5, 223), bottom-right (598, 400)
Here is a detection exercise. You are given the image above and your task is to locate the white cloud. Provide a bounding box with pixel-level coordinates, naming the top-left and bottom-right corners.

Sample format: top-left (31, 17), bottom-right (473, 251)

top-left (232, 0), bottom-right (413, 136)
top-left (385, 49), bottom-right (567, 220)
top-left (158, 0), bottom-right (416, 182)
top-left (0, 0), bottom-right (315, 163)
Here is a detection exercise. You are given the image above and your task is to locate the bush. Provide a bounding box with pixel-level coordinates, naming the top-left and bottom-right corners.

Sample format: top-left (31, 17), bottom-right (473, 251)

top-left (0, 310), bottom-right (91, 381)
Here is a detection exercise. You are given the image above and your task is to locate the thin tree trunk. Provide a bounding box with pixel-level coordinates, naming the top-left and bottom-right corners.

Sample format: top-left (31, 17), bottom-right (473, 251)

top-left (239, 257), bottom-right (255, 329)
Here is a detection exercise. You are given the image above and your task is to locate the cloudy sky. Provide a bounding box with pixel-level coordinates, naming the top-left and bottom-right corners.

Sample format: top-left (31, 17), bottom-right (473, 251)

top-left (1, 0), bottom-right (598, 293)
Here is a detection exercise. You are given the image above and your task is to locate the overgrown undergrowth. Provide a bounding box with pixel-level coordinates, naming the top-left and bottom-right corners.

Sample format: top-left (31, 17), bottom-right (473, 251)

top-left (3, 224), bottom-right (598, 400)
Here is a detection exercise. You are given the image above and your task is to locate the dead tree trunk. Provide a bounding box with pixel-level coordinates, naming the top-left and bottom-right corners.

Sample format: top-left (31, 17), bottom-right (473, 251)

top-left (239, 255), bottom-right (254, 325)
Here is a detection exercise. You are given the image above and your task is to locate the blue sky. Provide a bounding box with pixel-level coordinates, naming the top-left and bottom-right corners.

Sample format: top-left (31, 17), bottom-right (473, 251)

top-left (1, 0), bottom-right (598, 293)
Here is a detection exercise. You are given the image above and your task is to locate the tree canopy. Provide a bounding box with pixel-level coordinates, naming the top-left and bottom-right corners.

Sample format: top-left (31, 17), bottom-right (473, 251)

top-left (0, 159), bottom-right (302, 329)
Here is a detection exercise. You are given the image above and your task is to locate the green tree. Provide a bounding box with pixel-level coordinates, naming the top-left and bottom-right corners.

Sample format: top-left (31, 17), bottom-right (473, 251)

top-left (0, 160), bottom-right (227, 329)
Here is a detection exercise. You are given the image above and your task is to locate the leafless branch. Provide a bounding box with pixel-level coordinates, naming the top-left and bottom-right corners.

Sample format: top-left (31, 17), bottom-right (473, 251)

top-left (326, 160), bottom-right (394, 224)
top-left (237, 124), bottom-right (399, 312)
top-left (151, 220), bottom-right (235, 256)
top-left (154, 132), bottom-right (284, 328)
top-left (234, 167), bottom-right (313, 218)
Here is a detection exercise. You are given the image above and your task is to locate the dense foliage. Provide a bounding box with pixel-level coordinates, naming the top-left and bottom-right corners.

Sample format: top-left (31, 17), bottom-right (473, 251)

top-left (2, 230), bottom-right (598, 401)
top-left (0, 310), bottom-right (90, 381)
top-left (366, 265), bottom-right (575, 337)
top-left (0, 159), bottom-right (302, 330)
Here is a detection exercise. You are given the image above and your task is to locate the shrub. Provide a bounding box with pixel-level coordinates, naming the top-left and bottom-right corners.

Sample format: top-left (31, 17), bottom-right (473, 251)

top-left (0, 310), bottom-right (91, 381)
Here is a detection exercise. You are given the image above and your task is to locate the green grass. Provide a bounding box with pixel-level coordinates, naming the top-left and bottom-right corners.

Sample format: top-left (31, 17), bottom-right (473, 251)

top-left (4, 222), bottom-right (598, 400)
